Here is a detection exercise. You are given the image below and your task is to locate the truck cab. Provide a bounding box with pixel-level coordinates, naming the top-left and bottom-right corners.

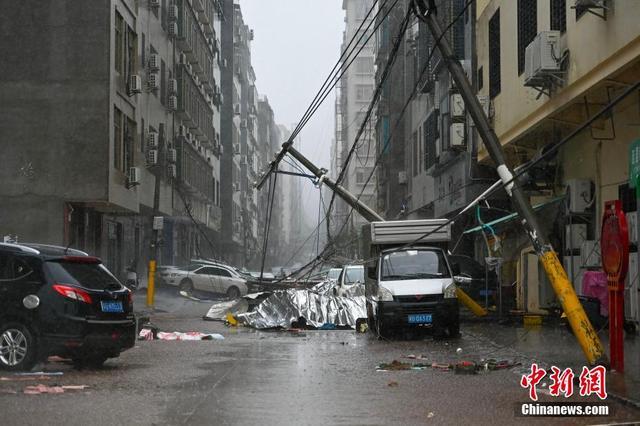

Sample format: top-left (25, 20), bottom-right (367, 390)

top-left (364, 220), bottom-right (460, 338)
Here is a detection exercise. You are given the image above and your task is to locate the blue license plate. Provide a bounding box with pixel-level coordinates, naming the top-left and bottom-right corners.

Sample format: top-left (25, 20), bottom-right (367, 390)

top-left (408, 313), bottom-right (432, 324)
top-left (101, 301), bottom-right (124, 313)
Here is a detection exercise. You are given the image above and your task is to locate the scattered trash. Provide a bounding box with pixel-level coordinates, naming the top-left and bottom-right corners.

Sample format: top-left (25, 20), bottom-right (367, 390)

top-left (377, 360), bottom-right (429, 371)
top-left (454, 361), bottom-right (477, 375)
top-left (356, 318), bottom-right (368, 333)
top-left (0, 389), bottom-right (17, 394)
top-left (14, 372), bottom-right (64, 377)
top-left (179, 291), bottom-right (208, 302)
top-left (47, 356), bottom-right (69, 363)
top-left (203, 293), bottom-right (270, 321)
top-left (456, 347), bottom-right (463, 355)
top-left (139, 328), bottom-right (155, 341)
top-left (226, 312), bottom-right (238, 326)
top-left (156, 332), bottom-right (225, 341)
top-left (427, 412), bottom-right (435, 418)
top-left (431, 362), bottom-right (451, 371)
top-left (319, 323), bottom-right (337, 330)
top-left (387, 381), bottom-right (399, 387)
top-left (23, 384), bottom-right (89, 395)
top-left (405, 354), bottom-right (428, 360)
top-left (1, 376), bottom-right (53, 382)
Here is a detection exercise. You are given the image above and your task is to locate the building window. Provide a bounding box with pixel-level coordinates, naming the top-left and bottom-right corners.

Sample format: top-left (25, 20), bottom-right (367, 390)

top-left (355, 57), bottom-right (374, 74)
top-left (424, 112), bottom-right (438, 170)
top-left (452, 0), bottom-right (466, 59)
top-left (517, 0), bottom-right (537, 76)
top-left (412, 131), bottom-right (418, 177)
top-left (115, 11), bottom-right (124, 74)
top-left (550, 0), bottom-right (567, 33)
top-left (140, 118), bottom-right (145, 153)
top-left (114, 107), bottom-right (122, 170)
top-left (141, 33), bottom-right (146, 69)
top-left (477, 66), bottom-right (484, 91)
top-left (356, 84), bottom-right (374, 101)
top-left (161, 59), bottom-right (166, 106)
top-left (488, 9), bottom-right (501, 99)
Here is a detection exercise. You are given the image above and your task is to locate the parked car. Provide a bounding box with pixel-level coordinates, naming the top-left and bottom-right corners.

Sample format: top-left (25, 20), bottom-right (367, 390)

top-left (162, 262), bottom-right (248, 299)
top-left (334, 265), bottom-right (365, 296)
top-left (327, 268), bottom-right (343, 282)
top-left (0, 243), bottom-right (135, 371)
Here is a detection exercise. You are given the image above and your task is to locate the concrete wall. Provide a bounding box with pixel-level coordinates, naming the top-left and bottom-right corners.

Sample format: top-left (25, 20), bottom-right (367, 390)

top-left (0, 0), bottom-right (111, 242)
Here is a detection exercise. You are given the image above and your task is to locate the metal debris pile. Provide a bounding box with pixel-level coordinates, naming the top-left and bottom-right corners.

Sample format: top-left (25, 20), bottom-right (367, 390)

top-left (204, 283), bottom-right (367, 330)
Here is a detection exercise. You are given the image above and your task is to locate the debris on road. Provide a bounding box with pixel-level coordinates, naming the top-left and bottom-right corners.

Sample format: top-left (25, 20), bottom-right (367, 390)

top-left (377, 358), bottom-right (521, 373)
top-left (23, 384), bottom-right (89, 395)
top-left (387, 381), bottom-right (399, 387)
top-left (156, 331), bottom-right (225, 341)
top-left (13, 371), bottom-right (64, 377)
top-left (232, 288), bottom-right (367, 329)
top-left (138, 329), bottom-right (225, 341)
top-left (377, 360), bottom-right (429, 371)
top-left (1, 376), bottom-right (54, 382)
top-left (203, 293), bottom-right (271, 321)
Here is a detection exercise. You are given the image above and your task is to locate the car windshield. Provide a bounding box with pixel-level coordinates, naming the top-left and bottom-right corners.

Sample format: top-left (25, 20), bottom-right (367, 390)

top-left (46, 260), bottom-right (122, 290)
top-left (343, 266), bottom-right (364, 284)
top-left (381, 249), bottom-right (449, 281)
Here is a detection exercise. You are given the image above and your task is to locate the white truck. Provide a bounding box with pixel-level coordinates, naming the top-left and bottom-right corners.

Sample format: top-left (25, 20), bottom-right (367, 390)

top-left (364, 219), bottom-right (461, 338)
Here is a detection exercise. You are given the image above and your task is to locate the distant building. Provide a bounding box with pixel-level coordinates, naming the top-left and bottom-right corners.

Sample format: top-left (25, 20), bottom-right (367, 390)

top-left (332, 0), bottom-right (378, 258)
top-left (0, 0), bottom-right (223, 277)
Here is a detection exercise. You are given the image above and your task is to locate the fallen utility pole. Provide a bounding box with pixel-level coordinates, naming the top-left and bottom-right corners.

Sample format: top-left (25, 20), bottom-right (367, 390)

top-left (256, 142), bottom-right (490, 317)
top-left (420, 6), bottom-right (605, 365)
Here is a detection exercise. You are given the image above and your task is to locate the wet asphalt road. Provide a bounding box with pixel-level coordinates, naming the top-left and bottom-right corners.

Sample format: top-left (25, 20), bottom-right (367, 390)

top-left (1, 288), bottom-right (639, 426)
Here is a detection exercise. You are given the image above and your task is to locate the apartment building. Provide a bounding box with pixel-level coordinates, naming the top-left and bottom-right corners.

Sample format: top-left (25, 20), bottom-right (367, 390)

top-left (0, 0), bottom-right (223, 278)
top-left (332, 0), bottom-right (378, 258)
top-left (474, 0), bottom-right (640, 314)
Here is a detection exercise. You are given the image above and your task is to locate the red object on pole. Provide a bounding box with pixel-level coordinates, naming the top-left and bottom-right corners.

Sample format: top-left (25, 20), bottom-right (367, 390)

top-left (601, 200), bottom-right (629, 373)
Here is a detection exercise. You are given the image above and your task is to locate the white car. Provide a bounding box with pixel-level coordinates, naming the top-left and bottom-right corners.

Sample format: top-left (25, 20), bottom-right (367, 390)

top-left (334, 265), bottom-right (365, 297)
top-left (163, 263), bottom-right (248, 299)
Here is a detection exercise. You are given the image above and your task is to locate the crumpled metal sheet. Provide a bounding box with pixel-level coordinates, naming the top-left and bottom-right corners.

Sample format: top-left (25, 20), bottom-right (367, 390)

top-left (204, 299), bottom-right (250, 321)
top-left (236, 288), bottom-right (367, 329)
top-left (311, 279), bottom-right (337, 295)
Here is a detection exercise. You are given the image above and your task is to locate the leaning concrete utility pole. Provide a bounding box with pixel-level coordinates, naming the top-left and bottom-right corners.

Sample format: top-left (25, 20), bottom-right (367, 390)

top-left (419, 5), bottom-right (605, 365)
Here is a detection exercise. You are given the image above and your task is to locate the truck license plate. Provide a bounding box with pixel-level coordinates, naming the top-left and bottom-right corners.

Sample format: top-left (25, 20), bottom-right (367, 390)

top-left (101, 301), bottom-right (124, 313)
top-left (408, 313), bottom-right (432, 324)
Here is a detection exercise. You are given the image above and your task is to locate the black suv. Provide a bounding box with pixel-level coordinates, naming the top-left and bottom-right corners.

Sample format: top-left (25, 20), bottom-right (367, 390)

top-left (0, 243), bottom-right (136, 370)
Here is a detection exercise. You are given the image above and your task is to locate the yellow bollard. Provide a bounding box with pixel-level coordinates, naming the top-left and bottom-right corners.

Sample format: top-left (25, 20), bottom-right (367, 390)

top-left (456, 287), bottom-right (488, 317)
top-left (540, 251), bottom-right (607, 365)
top-left (147, 260), bottom-right (156, 307)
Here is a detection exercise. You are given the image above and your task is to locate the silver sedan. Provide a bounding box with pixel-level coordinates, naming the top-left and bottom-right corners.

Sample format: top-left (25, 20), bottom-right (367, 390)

top-left (163, 264), bottom-right (248, 299)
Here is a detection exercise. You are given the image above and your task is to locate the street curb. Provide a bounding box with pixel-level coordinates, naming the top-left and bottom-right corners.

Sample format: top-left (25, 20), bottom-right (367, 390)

top-left (608, 392), bottom-right (640, 410)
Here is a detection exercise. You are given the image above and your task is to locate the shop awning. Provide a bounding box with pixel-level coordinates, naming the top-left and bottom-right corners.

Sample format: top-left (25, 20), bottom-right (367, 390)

top-left (462, 196), bottom-right (566, 235)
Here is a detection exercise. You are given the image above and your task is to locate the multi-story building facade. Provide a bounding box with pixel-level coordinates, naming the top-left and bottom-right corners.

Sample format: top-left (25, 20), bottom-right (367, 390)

top-left (473, 0), bottom-right (640, 305)
top-left (332, 0), bottom-right (378, 258)
top-left (0, 0), bottom-right (223, 278)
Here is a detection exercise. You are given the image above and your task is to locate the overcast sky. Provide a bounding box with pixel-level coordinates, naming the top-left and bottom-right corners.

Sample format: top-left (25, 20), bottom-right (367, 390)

top-left (239, 0), bottom-right (344, 226)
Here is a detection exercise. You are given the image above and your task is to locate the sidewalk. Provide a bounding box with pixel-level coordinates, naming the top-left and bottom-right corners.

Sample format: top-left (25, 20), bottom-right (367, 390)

top-left (463, 317), bottom-right (640, 407)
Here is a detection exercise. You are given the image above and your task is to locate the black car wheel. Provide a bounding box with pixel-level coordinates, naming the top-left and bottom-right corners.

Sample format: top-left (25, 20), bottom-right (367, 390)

top-left (179, 279), bottom-right (194, 296)
top-left (0, 323), bottom-right (37, 372)
top-left (226, 286), bottom-right (240, 299)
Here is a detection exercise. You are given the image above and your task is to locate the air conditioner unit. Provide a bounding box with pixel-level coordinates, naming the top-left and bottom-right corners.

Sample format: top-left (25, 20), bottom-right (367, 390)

top-left (147, 149), bottom-right (159, 165)
top-left (168, 95), bottom-right (178, 111)
top-left (450, 93), bottom-right (465, 119)
top-left (168, 78), bottom-right (178, 94)
top-left (148, 53), bottom-right (160, 71)
top-left (477, 95), bottom-right (492, 119)
top-left (149, 0), bottom-right (160, 8)
top-left (233, 143), bottom-right (240, 155)
top-left (148, 73), bottom-right (159, 90)
top-left (398, 171), bottom-right (407, 185)
top-left (128, 167), bottom-right (141, 185)
top-left (167, 148), bottom-right (177, 163)
top-left (177, 125), bottom-right (187, 137)
top-left (147, 131), bottom-right (159, 149)
top-left (168, 22), bottom-right (178, 38)
top-left (575, 0), bottom-right (606, 8)
top-left (566, 179), bottom-right (592, 213)
top-left (450, 123), bottom-right (465, 147)
top-left (524, 31), bottom-right (562, 87)
top-left (168, 4), bottom-right (179, 21)
top-left (129, 75), bottom-right (142, 94)
top-left (233, 103), bottom-right (241, 115)
top-left (179, 53), bottom-right (188, 65)
top-left (186, 132), bottom-right (192, 142)
top-left (232, 183), bottom-right (240, 192)
top-left (626, 211), bottom-right (638, 244)
top-left (167, 164), bottom-right (177, 178)
top-left (240, 119), bottom-right (247, 128)
top-left (222, 58), bottom-right (228, 69)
